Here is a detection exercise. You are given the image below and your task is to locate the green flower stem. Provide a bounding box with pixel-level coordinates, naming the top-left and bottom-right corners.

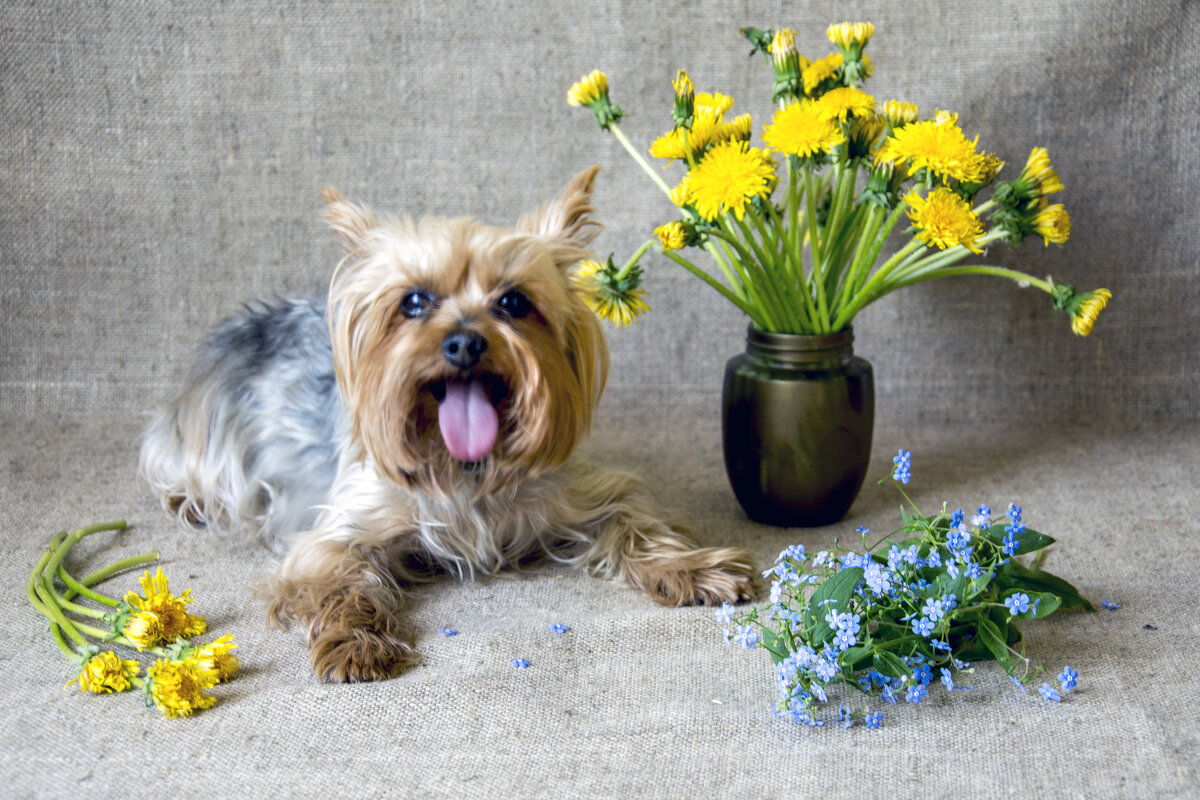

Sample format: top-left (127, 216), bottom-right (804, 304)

top-left (613, 239), bottom-right (654, 282)
top-left (804, 166), bottom-right (833, 332)
top-left (42, 525), bottom-right (122, 620)
top-left (804, 164), bottom-right (824, 267)
top-left (57, 563), bottom-right (121, 607)
top-left (26, 533), bottom-right (64, 617)
top-left (833, 203), bottom-right (884, 317)
top-left (851, 201), bottom-right (908, 300)
top-left (608, 122), bottom-right (674, 199)
top-left (716, 217), bottom-right (785, 331)
top-left (885, 265), bottom-right (1056, 295)
top-left (973, 198), bottom-right (997, 216)
top-left (660, 249), bottom-right (761, 321)
top-left (831, 236), bottom-right (924, 329)
top-left (760, 199), bottom-right (814, 330)
top-left (64, 551), bottom-right (161, 602)
top-left (823, 160), bottom-right (857, 261)
top-left (883, 229), bottom-right (1009, 287)
top-left (736, 212), bottom-right (801, 331)
top-left (50, 621), bottom-right (83, 663)
top-left (32, 580), bottom-right (89, 647)
top-left (703, 239), bottom-right (748, 301)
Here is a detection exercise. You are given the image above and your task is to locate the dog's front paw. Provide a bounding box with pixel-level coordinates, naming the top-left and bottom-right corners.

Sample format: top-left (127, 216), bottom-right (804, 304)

top-left (646, 546), bottom-right (758, 607)
top-left (309, 623), bottom-right (418, 682)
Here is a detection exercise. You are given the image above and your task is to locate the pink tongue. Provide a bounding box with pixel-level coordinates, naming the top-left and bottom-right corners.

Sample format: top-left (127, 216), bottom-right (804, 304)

top-left (437, 380), bottom-right (499, 462)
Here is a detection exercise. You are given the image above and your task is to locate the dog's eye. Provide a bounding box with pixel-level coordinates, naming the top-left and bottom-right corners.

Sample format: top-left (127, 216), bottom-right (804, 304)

top-left (495, 289), bottom-right (532, 320)
top-left (400, 290), bottom-right (436, 319)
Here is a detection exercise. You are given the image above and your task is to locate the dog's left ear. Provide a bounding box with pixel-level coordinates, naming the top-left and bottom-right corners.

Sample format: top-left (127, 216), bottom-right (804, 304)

top-left (518, 165), bottom-right (602, 254)
top-left (321, 186), bottom-right (378, 252)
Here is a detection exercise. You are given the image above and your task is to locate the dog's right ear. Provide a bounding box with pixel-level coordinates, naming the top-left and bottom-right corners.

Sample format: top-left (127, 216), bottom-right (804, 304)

top-left (321, 187), bottom-right (377, 251)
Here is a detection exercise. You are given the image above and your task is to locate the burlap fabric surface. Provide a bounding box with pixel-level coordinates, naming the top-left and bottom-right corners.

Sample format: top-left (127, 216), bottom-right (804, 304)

top-left (2, 1), bottom-right (1197, 797)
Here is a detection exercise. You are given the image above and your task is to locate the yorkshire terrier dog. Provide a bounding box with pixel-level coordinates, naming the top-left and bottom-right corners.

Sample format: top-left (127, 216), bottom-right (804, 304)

top-left (141, 167), bottom-right (755, 682)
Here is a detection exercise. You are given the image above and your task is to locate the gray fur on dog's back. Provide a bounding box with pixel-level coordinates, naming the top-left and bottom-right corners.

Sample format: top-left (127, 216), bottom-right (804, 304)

top-left (140, 296), bottom-right (344, 552)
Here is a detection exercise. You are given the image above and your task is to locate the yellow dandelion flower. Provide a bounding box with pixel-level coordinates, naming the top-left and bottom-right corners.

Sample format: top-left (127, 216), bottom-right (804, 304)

top-left (566, 70), bottom-right (609, 108)
top-left (649, 129), bottom-right (688, 161)
top-left (572, 259), bottom-right (650, 327)
top-left (1069, 289), bottom-right (1112, 336)
top-left (877, 118), bottom-right (984, 183)
top-left (122, 609), bottom-right (165, 649)
top-left (1020, 147), bottom-right (1065, 197)
top-left (905, 187), bottom-right (985, 253)
top-left (67, 651), bottom-right (141, 694)
top-left (686, 140), bottom-right (777, 222)
top-left (650, 100), bottom-right (733, 163)
top-left (695, 91), bottom-right (734, 117)
top-left (827, 21), bottom-right (875, 50)
top-left (1033, 204), bottom-right (1071, 246)
top-left (763, 100), bottom-right (845, 158)
top-left (654, 222), bottom-right (688, 251)
top-left (803, 53), bottom-right (842, 95)
top-left (882, 100), bottom-right (919, 127)
top-left (145, 658), bottom-right (220, 718)
top-left (125, 568), bottom-right (207, 643)
top-left (815, 86), bottom-right (876, 122)
top-left (722, 113), bottom-right (753, 143)
top-left (848, 114), bottom-right (887, 156)
top-left (185, 633), bottom-right (240, 683)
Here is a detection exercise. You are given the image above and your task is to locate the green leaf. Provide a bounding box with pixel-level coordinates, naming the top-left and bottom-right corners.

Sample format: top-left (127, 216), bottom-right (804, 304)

top-left (760, 626), bottom-right (790, 665)
top-left (976, 616), bottom-right (1013, 669)
top-left (804, 567), bottom-right (864, 645)
top-left (999, 589), bottom-right (1063, 621)
top-left (842, 643), bottom-right (874, 672)
top-left (997, 560), bottom-right (1095, 611)
top-left (980, 524), bottom-right (1055, 555)
top-left (933, 569), bottom-right (970, 605)
top-left (872, 650), bottom-right (912, 680)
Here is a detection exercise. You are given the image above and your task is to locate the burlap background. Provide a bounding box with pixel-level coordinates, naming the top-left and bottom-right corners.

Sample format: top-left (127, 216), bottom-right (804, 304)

top-left (2, 1), bottom-right (1198, 797)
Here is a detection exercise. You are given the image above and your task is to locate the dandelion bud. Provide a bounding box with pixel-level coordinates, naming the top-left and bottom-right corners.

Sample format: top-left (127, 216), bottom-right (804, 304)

top-left (122, 610), bottom-right (165, 650)
top-left (672, 69), bottom-right (695, 130)
top-left (882, 100), bottom-right (919, 128)
top-left (1053, 285), bottom-right (1111, 336)
top-left (1033, 204), bottom-right (1071, 246)
top-left (768, 28), bottom-right (805, 102)
top-left (1018, 147), bottom-right (1065, 198)
top-left (654, 221), bottom-right (688, 251)
top-left (669, 176), bottom-right (690, 208)
top-left (827, 21), bottom-right (875, 51)
top-left (567, 70), bottom-right (625, 131)
top-left (826, 22), bottom-right (874, 86)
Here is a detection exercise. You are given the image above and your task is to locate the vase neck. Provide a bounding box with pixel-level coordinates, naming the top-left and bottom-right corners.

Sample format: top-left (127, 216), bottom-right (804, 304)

top-left (744, 325), bottom-right (854, 364)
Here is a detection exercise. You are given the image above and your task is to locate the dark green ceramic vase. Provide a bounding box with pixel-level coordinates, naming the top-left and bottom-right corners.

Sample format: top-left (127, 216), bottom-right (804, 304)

top-left (722, 325), bottom-right (874, 527)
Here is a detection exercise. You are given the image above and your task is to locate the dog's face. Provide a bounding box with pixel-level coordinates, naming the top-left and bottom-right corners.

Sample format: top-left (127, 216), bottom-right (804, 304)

top-left (321, 167), bottom-right (609, 496)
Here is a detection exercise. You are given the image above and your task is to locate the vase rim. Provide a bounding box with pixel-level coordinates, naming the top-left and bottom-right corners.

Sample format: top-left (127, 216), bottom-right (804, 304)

top-left (745, 324), bottom-right (854, 357)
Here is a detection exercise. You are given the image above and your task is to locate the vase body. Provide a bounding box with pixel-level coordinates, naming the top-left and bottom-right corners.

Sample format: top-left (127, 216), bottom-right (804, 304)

top-left (722, 326), bottom-right (874, 527)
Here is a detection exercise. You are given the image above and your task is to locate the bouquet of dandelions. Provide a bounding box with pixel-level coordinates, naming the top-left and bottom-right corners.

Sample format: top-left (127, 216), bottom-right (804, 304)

top-left (567, 22), bottom-right (1111, 336)
top-left (717, 449), bottom-right (1092, 729)
top-left (26, 521), bottom-right (239, 718)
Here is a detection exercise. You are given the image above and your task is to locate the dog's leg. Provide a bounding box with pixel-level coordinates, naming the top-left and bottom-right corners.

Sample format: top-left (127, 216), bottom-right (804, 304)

top-left (265, 529), bottom-right (428, 682)
top-left (563, 466), bottom-right (757, 606)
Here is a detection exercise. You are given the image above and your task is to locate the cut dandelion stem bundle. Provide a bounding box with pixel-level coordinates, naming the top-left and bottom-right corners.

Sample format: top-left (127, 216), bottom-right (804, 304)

top-left (25, 521), bottom-right (240, 718)
top-left (567, 21), bottom-right (1111, 336)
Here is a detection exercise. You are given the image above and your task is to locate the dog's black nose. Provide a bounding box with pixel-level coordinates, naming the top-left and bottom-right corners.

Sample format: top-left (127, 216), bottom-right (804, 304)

top-left (442, 331), bottom-right (488, 370)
